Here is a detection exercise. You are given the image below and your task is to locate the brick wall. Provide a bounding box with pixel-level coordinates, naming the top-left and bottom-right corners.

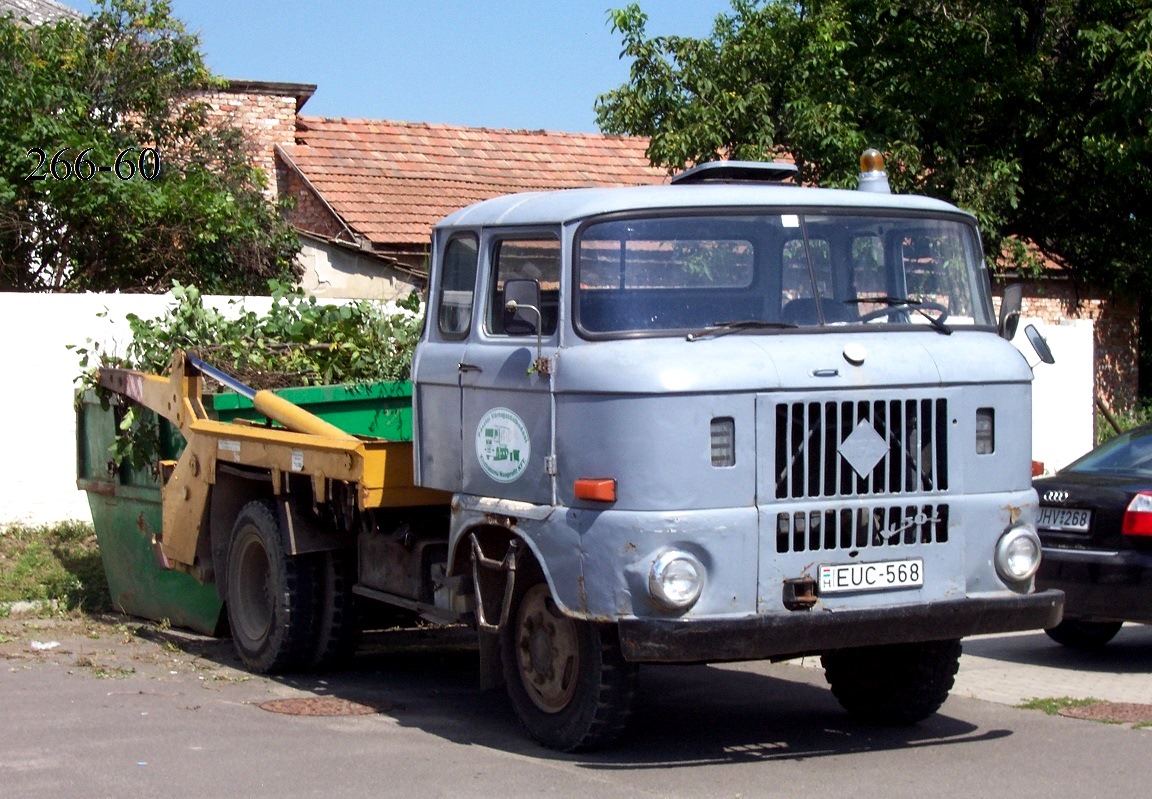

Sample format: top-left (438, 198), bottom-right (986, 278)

top-left (279, 164), bottom-right (346, 239)
top-left (998, 279), bottom-right (1139, 411)
top-left (197, 88), bottom-right (298, 198)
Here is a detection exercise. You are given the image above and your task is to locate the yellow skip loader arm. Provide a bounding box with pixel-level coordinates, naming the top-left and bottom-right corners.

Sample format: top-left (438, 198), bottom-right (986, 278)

top-left (98, 351), bottom-right (447, 574)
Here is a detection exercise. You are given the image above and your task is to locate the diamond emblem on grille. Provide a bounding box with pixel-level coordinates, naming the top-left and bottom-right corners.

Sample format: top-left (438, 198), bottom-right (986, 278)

top-left (838, 420), bottom-right (889, 477)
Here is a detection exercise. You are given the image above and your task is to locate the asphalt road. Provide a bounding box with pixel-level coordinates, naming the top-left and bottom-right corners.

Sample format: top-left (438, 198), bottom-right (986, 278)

top-left (2, 619), bottom-right (1150, 798)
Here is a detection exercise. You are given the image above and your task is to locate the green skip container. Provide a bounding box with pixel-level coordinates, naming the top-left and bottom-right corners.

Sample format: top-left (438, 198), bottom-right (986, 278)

top-left (75, 381), bottom-right (412, 634)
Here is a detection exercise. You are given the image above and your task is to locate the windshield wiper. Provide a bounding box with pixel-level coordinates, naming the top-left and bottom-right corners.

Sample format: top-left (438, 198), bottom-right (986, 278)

top-left (843, 297), bottom-right (952, 335)
top-left (686, 319), bottom-right (797, 341)
top-left (843, 295), bottom-right (919, 307)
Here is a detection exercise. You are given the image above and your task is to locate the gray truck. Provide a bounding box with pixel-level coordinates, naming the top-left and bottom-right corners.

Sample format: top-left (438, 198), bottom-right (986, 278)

top-left (92, 154), bottom-right (1063, 751)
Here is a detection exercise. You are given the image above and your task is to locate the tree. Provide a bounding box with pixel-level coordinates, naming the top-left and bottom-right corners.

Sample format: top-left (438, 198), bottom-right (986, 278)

top-left (595, 1), bottom-right (1152, 289)
top-left (0, 0), bottom-right (299, 293)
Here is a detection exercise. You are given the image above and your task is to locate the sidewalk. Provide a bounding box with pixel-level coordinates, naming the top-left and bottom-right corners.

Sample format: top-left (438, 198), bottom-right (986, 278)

top-left (952, 624), bottom-right (1152, 706)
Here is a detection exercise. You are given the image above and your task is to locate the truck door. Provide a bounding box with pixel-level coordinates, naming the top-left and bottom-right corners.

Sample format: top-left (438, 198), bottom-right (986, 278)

top-left (413, 232), bottom-right (479, 491)
top-left (459, 234), bottom-right (559, 505)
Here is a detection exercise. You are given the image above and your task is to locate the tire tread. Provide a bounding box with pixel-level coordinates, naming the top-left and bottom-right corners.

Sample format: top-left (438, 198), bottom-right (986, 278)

top-left (500, 561), bottom-right (637, 752)
top-left (821, 638), bottom-right (961, 725)
top-left (226, 500), bottom-right (318, 674)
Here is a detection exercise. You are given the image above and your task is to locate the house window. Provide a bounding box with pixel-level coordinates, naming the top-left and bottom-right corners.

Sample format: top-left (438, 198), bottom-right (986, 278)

top-left (437, 235), bottom-right (479, 338)
top-left (487, 238), bottom-right (561, 335)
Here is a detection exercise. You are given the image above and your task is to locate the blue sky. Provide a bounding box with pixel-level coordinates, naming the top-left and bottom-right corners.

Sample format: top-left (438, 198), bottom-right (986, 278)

top-left (76, 1), bottom-right (735, 132)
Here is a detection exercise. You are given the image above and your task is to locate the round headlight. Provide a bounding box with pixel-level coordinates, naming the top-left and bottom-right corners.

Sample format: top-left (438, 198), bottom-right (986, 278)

top-left (649, 550), bottom-right (705, 610)
top-left (995, 527), bottom-right (1042, 584)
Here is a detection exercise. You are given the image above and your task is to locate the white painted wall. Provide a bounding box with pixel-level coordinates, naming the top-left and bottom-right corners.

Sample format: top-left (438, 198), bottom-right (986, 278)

top-left (1013, 317), bottom-right (1096, 473)
top-left (297, 238), bottom-right (422, 301)
top-left (0, 294), bottom-right (1098, 526)
top-left (0, 292), bottom-right (282, 526)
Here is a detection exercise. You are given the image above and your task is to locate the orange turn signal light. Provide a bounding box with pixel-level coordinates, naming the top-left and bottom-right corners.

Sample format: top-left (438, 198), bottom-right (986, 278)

top-left (574, 478), bottom-right (617, 503)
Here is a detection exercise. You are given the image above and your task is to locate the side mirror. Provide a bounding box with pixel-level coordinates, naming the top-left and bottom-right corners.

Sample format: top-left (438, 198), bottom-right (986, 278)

top-left (1024, 324), bottom-right (1055, 365)
top-left (999, 283), bottom-right (1022, 340)
top-left (503, 278), bottom-right (541, 336)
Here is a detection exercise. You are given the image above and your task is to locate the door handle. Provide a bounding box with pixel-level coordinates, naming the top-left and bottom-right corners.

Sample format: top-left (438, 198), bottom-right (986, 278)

top-left (458, 362), bottom-right (482, 373)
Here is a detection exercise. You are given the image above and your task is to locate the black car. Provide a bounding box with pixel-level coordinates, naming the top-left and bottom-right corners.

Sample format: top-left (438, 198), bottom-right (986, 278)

top-left (1034, 424), bottom-right (1152, 649)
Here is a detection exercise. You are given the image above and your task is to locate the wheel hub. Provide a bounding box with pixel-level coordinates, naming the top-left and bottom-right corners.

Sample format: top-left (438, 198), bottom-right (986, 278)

top-left (234, 533), bottom-right (274, 644)
top-left (515, 584), bottom-right (579, 713)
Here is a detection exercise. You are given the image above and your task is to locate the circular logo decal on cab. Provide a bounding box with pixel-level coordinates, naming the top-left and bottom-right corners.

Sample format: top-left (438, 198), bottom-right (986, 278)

top-left (475, 408), bottom-right (531, 483)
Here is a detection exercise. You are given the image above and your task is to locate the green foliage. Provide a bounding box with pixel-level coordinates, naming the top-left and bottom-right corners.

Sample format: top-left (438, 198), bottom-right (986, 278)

top-left (1017, 696), bottom-right (1103, 715)
top-left (0, 521), bottom-right (110, 613)
top-left (595, 1), bottom-right (1152, 292)
top-left (0, 0), bottom-right (299, 292)
top-left (73, 281), bottom-right (423, 468)
top-left (75, 280), bottom-right (424, 388)
top-left (1096, 399), bottom-right (1152, 446)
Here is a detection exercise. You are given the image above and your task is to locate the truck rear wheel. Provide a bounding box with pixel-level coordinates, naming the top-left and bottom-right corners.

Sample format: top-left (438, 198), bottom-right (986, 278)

top-left (311, 548), bottom-right (360, 669)
top-left (501, 567), bottom-right (637, 752)
top-left (225, 500), bottom-right (317, 674)
top-left (821, 638), bottom-right (961, 725)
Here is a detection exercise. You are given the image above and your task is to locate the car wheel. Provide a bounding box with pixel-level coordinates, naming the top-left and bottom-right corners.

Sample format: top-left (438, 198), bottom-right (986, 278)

top-left (822, 639), bottom-right (961, 725)
top-left (501, 561), bottom-right (637, 751)
top-left (1045, 619), bottom-right (1123, 650)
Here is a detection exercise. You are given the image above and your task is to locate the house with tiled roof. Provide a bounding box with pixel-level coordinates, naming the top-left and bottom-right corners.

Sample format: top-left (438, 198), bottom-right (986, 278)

top-left (274, 116), bottom-right (668, 299)
top-left (196, 81), bottom-right (667, 301)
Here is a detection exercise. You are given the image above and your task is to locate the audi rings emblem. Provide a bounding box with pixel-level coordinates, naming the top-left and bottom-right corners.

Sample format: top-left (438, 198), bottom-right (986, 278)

top-left (1043, 490), bottom-right (1069, 503)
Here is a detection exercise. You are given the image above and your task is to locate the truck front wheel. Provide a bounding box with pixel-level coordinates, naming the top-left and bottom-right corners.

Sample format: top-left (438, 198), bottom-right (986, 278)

top-left (821, 638), bottom-right (961, 725)
top-left (226, 501), bottom-right (317, 674)
top-left (501, 568), bottom-right (637, 751)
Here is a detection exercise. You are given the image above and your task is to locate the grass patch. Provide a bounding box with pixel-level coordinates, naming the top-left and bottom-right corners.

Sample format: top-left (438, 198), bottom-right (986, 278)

top-left (0, 521), bottom-right (110, 613)
top-left (1017, 696), bottom-right (1103, 715)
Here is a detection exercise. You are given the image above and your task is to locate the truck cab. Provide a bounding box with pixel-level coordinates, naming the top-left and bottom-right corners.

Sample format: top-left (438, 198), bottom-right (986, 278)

top-left (412, 159), bottom-right (1062, 750)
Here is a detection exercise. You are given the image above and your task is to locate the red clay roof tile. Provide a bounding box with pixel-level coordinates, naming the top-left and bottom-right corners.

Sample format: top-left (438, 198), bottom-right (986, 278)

top-left (279, 116), bottom-right (667, 245)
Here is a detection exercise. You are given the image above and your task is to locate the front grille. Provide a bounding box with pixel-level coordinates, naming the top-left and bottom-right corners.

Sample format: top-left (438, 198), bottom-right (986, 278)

top-left (776, 503), bottom-right (950, 554)
top-left (775, 397), bottom-right (948, 500)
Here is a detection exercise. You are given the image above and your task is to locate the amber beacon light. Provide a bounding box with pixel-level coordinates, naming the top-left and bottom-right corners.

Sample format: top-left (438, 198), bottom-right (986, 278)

top-left (857, 148), bottom-right (891, 193)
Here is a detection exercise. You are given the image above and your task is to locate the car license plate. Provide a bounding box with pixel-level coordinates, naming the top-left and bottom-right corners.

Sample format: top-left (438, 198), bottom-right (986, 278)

top-left (1038, 506), bottom-right (1092, 532)
top-left (818, 558), bottom-right (923, 595)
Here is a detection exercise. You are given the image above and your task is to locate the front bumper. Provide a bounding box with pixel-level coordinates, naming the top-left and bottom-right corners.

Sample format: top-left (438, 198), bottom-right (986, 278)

top-left (618, 590), bottom-right (1064, 663)
top-left (1039, 547), bottom-right (1152, 623)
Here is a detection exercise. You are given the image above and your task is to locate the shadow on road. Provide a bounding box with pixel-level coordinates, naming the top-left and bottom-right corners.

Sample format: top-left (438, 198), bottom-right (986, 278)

top-left (962, 625), bottom-right (1152, 674)
top-left (580, 665), bottom-right (1009, 769)
top-left (140, 623), bottom-right (1011, 766)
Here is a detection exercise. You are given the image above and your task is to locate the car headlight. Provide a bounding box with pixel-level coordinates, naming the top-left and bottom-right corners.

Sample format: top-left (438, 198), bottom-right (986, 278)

top-left (649, 550), bottom-right (705, 610)
top-left (995, 526), bottom-right (1042, 584)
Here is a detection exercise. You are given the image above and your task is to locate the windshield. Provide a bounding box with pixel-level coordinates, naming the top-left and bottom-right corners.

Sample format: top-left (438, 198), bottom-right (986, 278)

top-left (1063, 427), bottom-right (1152, 477)
top-left (575, 212), bottom-right (992, 337)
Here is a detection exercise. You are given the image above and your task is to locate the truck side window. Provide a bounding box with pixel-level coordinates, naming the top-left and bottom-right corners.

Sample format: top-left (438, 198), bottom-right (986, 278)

top-left (488, 238), bottom-right (561, 335)
top-left (437, 235), bottom-right (479, 338)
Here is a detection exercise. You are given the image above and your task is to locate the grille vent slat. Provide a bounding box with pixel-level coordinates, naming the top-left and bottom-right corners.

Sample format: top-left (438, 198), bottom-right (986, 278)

top-left (775, 398), bottom-right (949, 500)
top-left (775, 503), bottom-right (951, 554)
